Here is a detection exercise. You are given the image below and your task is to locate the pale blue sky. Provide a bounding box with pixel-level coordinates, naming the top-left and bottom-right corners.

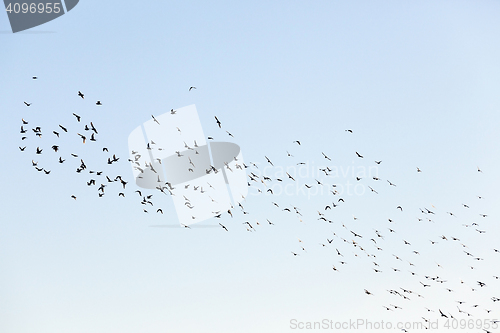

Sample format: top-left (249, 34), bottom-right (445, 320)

top-left (1, 1), bottom-right (500, 332)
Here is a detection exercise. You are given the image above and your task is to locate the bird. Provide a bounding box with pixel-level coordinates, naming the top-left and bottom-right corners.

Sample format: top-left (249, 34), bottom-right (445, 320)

top-left (345, 129), bottom-right (353, 133)
top-left (265, 156), bottom-right (274, 166)
top-left (356, 152), bottom-right (363, 158)
top-left (71, 195), bottom-right (77, 200)
top-left (73, 113), bottom-right (81, 122)
top-left (19, 146), bottom-right (26, 151)
top-left (417, 167), bottom-right (422, 172)
top-left (32, 76), bottom-right (37, 79)
top-left (96, 101), bottom-right (102, 105)
top-left (152, 115), bottom-right (160, 124)
top-left (36, 147), bottom-right (42, 154)
top-left (59, 125), bottom-right (68, 132)
top-left (78, 91), bottom-right (84, 99)
top-left (375, 160), bottom-right (382, 164)
top-left (293, 140), bottom-right (301, 145)
top-left (90, 122), bottom-right (98, 134)
top-left (77, 133), bottom-right (86, 143)
top-left (189, 86), bottom-right (196, 91)
top-left (24, 101), bottom-right (31, 106)
top-left (215, 116), bottom-right (222, 128)
top-left (22, 118), bottom-right (28, 124)
top-left (53, 131), bottom-right (59, 137)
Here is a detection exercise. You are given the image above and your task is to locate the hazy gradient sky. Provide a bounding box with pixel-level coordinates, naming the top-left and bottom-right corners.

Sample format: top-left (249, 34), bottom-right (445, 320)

top-left (1, 1), bottom-right (500, 332)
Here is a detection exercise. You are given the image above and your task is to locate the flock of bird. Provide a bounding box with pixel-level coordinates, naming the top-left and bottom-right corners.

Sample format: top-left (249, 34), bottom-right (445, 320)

top-left (19, 78), bottom-right (499, 331)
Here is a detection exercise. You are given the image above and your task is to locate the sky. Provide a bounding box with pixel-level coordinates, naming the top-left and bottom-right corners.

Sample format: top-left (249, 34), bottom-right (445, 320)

top-left (1, 1), bottom-right (500, 332)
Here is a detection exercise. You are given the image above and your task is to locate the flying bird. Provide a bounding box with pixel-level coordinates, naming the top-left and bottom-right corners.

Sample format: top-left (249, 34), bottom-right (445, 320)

top-left (77, 133), bottom-right (86, 143)
top-left (78, 91), bottom-right (84, 99)
top-left (215, 116), bottom-right (221, 128)
top-left (152, 115), bottom-right (160, 125)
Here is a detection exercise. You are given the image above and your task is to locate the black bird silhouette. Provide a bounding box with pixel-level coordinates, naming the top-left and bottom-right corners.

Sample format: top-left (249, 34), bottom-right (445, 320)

top-left (78, 91), bottom-right (84, 99)
top-left (24, 101), bottom-right (31, 106)
top-left (77, 133), bottom-right (86, 143)
top-left (189, 86), bottom-right (196, 91)
top-left (53, 131), bottom-right (59, 137)
top-left (215, 116), bottom-right (221, 128)
top-left (73, 113), bottom-right (81, 122)
top-left (59, 125), bottom-right (68, 132)
top-left (19, 146), bottom-right (26, 151)
top-left (36, 147), bottom-right (42, 154)
top-left (96, 101), bottom-right (102, 105)
top-left (90, 122), bottom-right (98, 134)
top-left (356, 152), bottom-right (363, 158)
top-left (152, 115), bottom-right (160, 124)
